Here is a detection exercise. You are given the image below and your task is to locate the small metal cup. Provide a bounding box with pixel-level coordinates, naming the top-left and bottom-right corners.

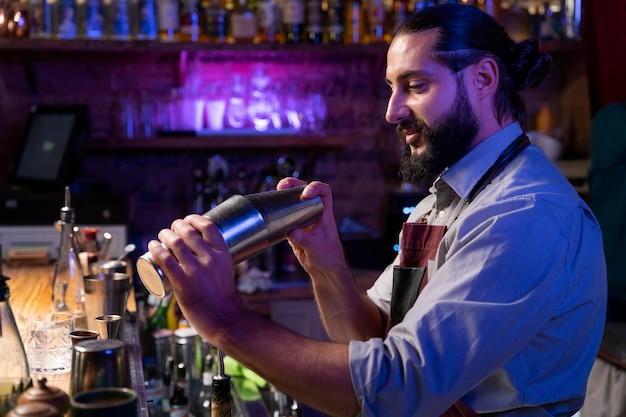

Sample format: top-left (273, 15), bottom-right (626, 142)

top-left (70, 339), bottom-right (130, 396)
top-left (70, 387), bottom-right (137, 417)
top-left (70, 329), bottom-right (100, 345)
top-left (136, 185), bottom-right (323, 298)
top-left (95, 314), bottom-right (122, 339)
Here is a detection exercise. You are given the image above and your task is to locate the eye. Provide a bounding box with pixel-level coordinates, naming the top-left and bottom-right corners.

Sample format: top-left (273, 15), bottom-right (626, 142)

top-left (408, 82), bottom-right (426, 93)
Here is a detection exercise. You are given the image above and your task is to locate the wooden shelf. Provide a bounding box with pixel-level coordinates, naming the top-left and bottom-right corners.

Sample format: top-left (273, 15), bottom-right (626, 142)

top-left (86, 130), bottom-right (361, 150)
top-left (0, 37), bottom-right (389, 55)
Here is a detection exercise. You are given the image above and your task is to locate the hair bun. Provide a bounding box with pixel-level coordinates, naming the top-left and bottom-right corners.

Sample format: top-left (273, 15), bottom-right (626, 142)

top-left (508, 39), bottom-right (553, 91)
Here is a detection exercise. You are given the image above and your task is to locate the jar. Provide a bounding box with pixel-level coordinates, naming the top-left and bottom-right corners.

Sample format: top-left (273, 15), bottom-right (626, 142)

top-left (6, 403), bottom-right (61, 417)
top-left (17, 378), bottom-right (70, 416)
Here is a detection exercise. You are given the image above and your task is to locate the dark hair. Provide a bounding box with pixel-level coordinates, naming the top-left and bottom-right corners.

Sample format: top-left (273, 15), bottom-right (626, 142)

top-left (395, 3), bottom-right (553, 128)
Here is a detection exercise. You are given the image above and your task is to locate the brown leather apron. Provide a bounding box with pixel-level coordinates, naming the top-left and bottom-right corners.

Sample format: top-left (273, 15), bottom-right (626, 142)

top-left (386, 134), bottom-right (530, 417)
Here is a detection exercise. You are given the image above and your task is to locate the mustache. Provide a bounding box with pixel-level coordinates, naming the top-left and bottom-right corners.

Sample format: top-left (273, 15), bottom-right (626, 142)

top-left (396, 119), bottom-right (428, 136)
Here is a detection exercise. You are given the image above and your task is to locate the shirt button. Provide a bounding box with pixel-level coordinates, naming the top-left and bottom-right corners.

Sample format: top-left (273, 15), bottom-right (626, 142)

top-left (438, 210), bottom-right (445, 218)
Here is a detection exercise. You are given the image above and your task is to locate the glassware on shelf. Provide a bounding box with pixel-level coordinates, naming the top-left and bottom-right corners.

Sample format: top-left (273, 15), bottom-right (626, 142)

top-left (248, 67), bottom-right (273, 132)
top-left (204, 82), bottom-right (226, 131)
top-left (226, 74), bottom-right (247, 129)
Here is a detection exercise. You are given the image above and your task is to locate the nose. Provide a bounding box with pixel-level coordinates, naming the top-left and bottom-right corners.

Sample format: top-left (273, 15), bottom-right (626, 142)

top-left (385, 89), bottom-right (409, 125)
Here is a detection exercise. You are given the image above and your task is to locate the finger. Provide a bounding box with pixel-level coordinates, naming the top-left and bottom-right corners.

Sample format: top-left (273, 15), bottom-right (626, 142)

top-left (277, 177), bottom-right (306, 190)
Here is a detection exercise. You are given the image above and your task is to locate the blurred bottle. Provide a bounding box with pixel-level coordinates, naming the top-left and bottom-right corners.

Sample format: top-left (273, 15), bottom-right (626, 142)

top-left (179, 0), bottom-right (200, 40)
top-left (305, 0), bottom-right (322, 42)
top-left (147, 293), bottom-right (173, 332)
top-left (135, 0), bottom-right (158, 39)
top-left (255, 0), bottom-right (280, 42)
top-left (28, 0), bottom-right (49, 37)
top-left (365, 0), bottom-right (386, 43)
top-left (201, 0), bottom-right (227, 42)
top-left (195, 352), bottom-right (215, 417)
top-left (0, 262), bottom-right (31, 417)
top-left (281, 0), bottom-right (304, 43)
top-left (323, 0), bottom-right (343, 43)
top-left (535, 104), bottom-right (555, 136)
top-left (105, 0), bottom-right (132, 38)
top-left (79, 0), bottom-right (105, 38)
top-left (51, 187), bottom-right (88, 330)
top-left (228, 0), bottom-right (256, 42)
top-left (52, 0), bottom-right (78, 38)
top-left (144, 356), bottom-right (165, 417)
top-left (157, 0), bottom-right (179, 40)
top-left (169, 385), bottom-right (189, 417)
top-left (389, 0), bottom-right (407, 36)
top-left (344, 0), bottom-right (363, 44)
top-left (226, 74), bottom-right (248, 129)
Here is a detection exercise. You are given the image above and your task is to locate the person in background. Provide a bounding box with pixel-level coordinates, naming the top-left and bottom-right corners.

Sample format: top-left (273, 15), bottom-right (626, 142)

top-left (148, 4), bottom-right (607, 416)
top-left (588, 101), bottom-right (626, 323)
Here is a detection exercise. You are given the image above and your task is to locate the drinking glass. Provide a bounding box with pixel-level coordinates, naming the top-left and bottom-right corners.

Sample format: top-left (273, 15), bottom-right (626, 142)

top-left (25, 313), bottom-right (74, 389)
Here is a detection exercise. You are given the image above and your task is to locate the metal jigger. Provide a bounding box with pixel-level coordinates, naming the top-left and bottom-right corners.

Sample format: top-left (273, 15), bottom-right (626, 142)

top-left (95, 314), bottom-right (122, 339)
top-left (136, 186), bottom-right (323, 298)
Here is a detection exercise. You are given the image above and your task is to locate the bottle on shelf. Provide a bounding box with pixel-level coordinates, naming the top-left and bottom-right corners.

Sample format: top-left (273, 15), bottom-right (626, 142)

top-left (51, 187), bottom-right (88, 330)
top-left (281, 0), bottom-right (305, 43)
top-left (52, 0), bottom-right (78, 38)
top-left (365, 0), bottom-right (387, 43)
top-left (144, 356), bottom-right (165, 417)
top-left (105, 0), bottom-right (132, 39)
top-left (390, 0), bottom-right (408, 37)
top-left (228, 0), bottom-right (257, 42)
top-left (156, 0), bottom-right (180, 40)
top-left (344, 0), bottom-right (364, 44)
top-left (135, 0), bottom-right (159, 39)
top-left (78, 0), bottom-right (106, 38)
top-left (201, 0), bottom-right (228, 43)
top-left (0, 258), bottom-right (32, 417)
top-left (179, 0), bottom-right (201, 41)
top-left (305, 0), bottom-right (322, 43)
top-left (255, 0), bottom-right (280, 43)
top-left (323, 0), bottom-right (344, 43)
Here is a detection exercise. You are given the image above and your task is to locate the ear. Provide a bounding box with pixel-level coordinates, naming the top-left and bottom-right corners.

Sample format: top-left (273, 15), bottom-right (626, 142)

top-left (469, 57), bottom-right (499, 99)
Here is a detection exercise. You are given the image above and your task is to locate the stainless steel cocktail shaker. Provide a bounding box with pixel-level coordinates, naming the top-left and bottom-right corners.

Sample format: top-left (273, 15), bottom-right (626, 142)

top-left (136, 186), bottom-right (323, 298)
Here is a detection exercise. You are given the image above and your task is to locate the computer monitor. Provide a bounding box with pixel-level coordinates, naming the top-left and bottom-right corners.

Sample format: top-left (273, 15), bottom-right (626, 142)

top-left (10, 105), bottom-right (90, 191)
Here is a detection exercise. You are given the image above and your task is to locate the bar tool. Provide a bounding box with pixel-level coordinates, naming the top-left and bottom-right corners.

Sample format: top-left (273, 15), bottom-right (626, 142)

top-left (136, 185), bottom-right (323, 298)
top-left (94, 314), bottom-right (122, 339)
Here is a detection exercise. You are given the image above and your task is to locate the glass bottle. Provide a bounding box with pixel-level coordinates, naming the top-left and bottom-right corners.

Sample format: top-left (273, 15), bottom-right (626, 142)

top-left (179, 0), bottom-right (200, 41)
top-left (51, 187), bottom-right (88, 330)
top-left (0, 261), bottom-right (31, 417)
top-left (390, 0), bottom-right (408, 35)
top-left (228, 0), bottom-right (256, 43)
top-left (211, 374), bottom-right (232, 417)
top-left (343, 0), bottom-right (363, 44)
top-left (157, 0), bottom-right (180, 40)
top-left (169, 384), bottom-right (189, 417)
top-left (201, 0), bottom-right (227, 42)
top-left (255, 0), bottom-right (280, 43)
top-left (365, 0), bottom-right (386, 43)
top-left (323, 0), bottom-right (343, 43)
top-left (305, 0), bottom-right (322, 43)
top-left (225, 74), bottom-right (247, 129)
top-left (195, 352), bottom-right (214, 417)
top-left (281, 0), bottom-right (304, 43)
top-left (135, 0), bottom-right (158, 39)
top-left (144, 356), bottom-right (165, 417)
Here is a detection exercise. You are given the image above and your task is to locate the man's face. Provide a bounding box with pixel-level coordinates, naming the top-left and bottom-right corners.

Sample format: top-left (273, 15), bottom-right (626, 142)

top-left (385, 30), bottom-right (479, 186)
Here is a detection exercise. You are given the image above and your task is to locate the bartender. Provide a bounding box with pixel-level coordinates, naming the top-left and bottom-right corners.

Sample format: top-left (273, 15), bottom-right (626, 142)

top-left (148, 4), bottom-right (607, 416)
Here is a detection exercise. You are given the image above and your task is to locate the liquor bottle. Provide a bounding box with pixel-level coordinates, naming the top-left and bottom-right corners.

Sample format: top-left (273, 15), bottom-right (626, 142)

top-left (281, 0), bottom-right (305, 43)
top-left (390, 0), bottom-right (408, 36)
top-left (0, 260), bottom-right (31, 416)
top-left (169, 385), bottom-right (190, 417)
top-left (106, 0), bottom-right (132, 39)
top-left (157, 0), bottom-right (180, 40)
top-left (305, 0), bottom-right (322, 42)
top-left (135, 0), bottom-right (158, 39)
top-left (255, 0), bottom-right (280, 42)
top-left (144, 356), bottom-right (165, 417)
top-left (211, 374), bottom-right (232, 417)
top-left (228, 0), bottom-right (257, 43)
top-left (201, 0), bottom-right (227, 43)
top-left (323, 0), bottom-right (343, 43)
top-left (344, 0), bottom-right (364, 44)
top-left (179, 0), bottom-right (201, 41)
top-left (53, 0), bottom-right (78, 38)
top-left (51, 187), bottom-right (88, 330)
top-left (195, 352), bottom-right (215, 417)
top-left (146, 293), bottom-right (172, 332)
top-left (365, 0), bottom-right (386, 43)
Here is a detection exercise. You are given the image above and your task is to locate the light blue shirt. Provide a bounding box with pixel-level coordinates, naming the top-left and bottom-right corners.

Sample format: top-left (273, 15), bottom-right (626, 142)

top-left (350, 122), bottom-right (607, 416)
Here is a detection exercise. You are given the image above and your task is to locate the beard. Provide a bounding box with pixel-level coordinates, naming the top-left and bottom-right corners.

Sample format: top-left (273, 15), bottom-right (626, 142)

top-left (397, 82), bottom-right (479, 187)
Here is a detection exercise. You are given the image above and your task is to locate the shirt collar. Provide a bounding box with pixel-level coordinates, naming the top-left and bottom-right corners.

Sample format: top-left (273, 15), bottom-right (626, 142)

top-left (438, 121), bottom-right (523, 202)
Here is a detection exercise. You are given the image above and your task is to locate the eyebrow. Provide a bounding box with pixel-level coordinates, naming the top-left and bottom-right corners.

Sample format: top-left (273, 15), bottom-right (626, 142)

top-left (385, 69), bottom-right (438, 86)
